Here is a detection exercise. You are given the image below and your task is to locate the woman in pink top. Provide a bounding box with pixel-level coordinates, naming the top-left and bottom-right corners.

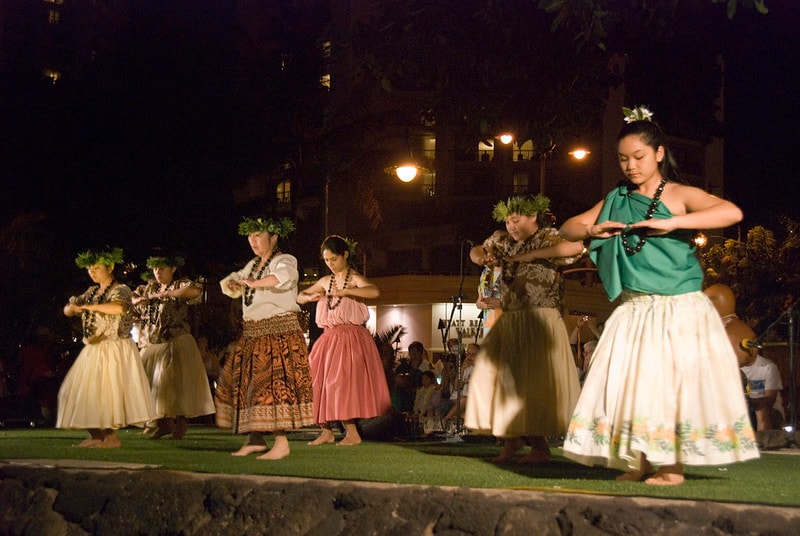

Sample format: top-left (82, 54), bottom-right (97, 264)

top-left (297, 235), bottom-right (392, 446)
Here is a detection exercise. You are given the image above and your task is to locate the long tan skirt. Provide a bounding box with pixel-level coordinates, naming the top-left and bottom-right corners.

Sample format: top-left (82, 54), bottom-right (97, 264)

top-left (465, 307), bottom-right (580, 438)
top-left (140, 333), bottom-right (215, 419)
top-left (215, 314), bottom-right (315, 433)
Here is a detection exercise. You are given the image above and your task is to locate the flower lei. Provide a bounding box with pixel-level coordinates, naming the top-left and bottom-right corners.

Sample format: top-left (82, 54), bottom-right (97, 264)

top-left (492, 194), bottom-right (550, 222)
top-left (75, 247), bottom-right (124, 268)
top-left (238, 216), bottom-right (295, 237)
top-left (622, 105), bottom-right (654, 124)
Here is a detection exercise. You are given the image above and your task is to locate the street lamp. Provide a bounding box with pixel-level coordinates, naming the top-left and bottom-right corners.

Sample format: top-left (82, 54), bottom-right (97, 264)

top-left (538, 146), bottom-right (591, 195)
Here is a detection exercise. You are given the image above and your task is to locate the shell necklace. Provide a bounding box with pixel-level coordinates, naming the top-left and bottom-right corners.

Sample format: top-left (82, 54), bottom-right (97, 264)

top-left (620, 177), bottom-right (667, 255)
top-left (145, 280), bottom-right (175, 326)
top-left (83, 281), bottom-right (116, 339)
top-left (244, 249), bottom-right (279, 306)
top-left (326, 267), bottom-right (351, 310)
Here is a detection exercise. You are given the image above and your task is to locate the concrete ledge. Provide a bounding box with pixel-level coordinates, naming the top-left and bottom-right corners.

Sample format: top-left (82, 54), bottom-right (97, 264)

top-left (2, 461), bottom-right (799, 535)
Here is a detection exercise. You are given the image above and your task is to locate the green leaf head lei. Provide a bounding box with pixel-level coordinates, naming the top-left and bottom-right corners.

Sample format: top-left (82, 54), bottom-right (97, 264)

top-left (74, 247), bottom-right (124, 268)
top-left (492, 194), bottom-right (550, 222)
top-left (237, 216), bottom-right (295, 237)
top-left (146, 256), bottom-right (185, 268)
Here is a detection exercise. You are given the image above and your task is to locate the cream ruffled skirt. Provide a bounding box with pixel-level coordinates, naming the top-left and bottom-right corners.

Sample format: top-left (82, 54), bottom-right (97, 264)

top-left (562, 291), bottom-right (759, 470)
top-left (57, 337), bottom-right (156, 429)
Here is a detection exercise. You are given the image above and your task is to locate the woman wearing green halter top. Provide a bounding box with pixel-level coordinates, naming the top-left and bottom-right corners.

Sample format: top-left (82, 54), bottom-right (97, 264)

top-left (559, 107), bottom-right (759, 485)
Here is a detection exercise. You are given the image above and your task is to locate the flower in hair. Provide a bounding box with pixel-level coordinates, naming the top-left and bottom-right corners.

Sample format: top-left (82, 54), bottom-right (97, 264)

top-left (146, 256), bottom-right (185, 268)
top-left (342, 237), bottom-right (358, 258)
top-left (492, 194), bottom-right (550, 222)
top-left (622, 106), bottom-right (654, 124)
top-left (75, 247), bottom-right (124, 268)
top-left (237, 216), bottom-right (295, 237)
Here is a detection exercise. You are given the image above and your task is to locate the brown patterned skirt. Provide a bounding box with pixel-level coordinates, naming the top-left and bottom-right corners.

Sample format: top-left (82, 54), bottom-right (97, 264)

top-left (215, 313), bottom-right (315, 433)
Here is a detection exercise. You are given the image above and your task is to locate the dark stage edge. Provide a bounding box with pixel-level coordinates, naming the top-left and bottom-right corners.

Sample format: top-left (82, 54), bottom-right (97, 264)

top-left (1, 459), bottom-right (798, 535)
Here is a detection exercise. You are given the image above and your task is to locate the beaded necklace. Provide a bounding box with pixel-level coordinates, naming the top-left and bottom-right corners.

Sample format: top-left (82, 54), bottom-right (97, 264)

top-left (326, 266), bottom-right (351, 310)
top-left (620, 177), bottom-right (667, 255)
top-left (243, 249), bottom-right (279, 306)
top-left (83, 281), bottom-right (116, 339)
top-left (144, 281), bottom-right (175, 327)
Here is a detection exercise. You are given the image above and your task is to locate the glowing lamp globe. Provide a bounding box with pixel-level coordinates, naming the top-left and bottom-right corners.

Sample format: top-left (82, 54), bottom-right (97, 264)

top-left (395, 164), bottom-right (418, 182)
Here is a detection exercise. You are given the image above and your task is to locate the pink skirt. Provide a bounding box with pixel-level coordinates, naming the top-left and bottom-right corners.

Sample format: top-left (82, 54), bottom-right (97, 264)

top-left (309, 323), bottom-right (392, 423)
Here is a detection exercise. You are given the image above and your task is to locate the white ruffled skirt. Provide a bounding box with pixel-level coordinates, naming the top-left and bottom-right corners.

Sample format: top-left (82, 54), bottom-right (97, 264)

top-left (57, 337), bottom-right (156, 429)
top-left (562, 291), bottom-right (759, 470)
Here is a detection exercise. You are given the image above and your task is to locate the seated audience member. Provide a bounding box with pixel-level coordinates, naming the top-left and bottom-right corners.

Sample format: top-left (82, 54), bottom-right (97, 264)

top-left (704, 283), bottom-right (787, 449)
top-left (441, 343), bottom-right (477, 430)
top-left (741, 348), bottom-right (785, 432)
top-left (413, 370), bottom-right (442, 433)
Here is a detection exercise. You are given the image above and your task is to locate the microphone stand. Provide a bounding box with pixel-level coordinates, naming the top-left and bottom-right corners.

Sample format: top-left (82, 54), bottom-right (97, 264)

top-left (440, 240), bottom-right (471, 441)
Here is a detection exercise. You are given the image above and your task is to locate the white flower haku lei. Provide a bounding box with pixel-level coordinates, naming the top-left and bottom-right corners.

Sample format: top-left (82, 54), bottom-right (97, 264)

top-left (622, 106), bottom-right (654, 124)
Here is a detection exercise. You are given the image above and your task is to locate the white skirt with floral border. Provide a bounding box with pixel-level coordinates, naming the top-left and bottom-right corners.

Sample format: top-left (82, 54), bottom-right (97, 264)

top-left (562, 291), bottom-right (759, 471)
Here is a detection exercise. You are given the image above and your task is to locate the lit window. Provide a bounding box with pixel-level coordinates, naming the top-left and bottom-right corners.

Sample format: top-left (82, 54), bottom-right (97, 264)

top-left (276, 179), bottom-right (291, 203)
top-left (422, 136), bottom-right (436, 160)
top-left (478, 140), bottom-right (493, 162)
top-left (321, 41), bottom-right (331, 59)
top-left (44, 0), bottom-right (64, 4)
top-left (514, 140), bottom-right (534, 161)
top-left (48, 9), bottom-right (60, 24)
top-left (419, 170), bottom-right (436, 197)
top-left (513, 172), bottom-right (529, 194)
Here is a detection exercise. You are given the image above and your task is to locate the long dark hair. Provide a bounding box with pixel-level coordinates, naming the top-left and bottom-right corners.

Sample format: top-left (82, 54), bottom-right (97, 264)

top-left (617, 119), bottom-right (680, 182)
top-left (320, 235), bottom-right (356, 267)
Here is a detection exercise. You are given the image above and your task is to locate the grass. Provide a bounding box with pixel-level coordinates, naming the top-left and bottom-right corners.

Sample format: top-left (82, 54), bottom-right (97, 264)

top-left (1, 425), bottom-right (799, 508)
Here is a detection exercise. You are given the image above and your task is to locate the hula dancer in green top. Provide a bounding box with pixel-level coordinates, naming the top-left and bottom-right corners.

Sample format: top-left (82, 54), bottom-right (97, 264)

top-left (560, 107), bottom-right (759, 485)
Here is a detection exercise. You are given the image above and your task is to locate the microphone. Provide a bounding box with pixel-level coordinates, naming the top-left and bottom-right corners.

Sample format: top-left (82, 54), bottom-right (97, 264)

top-left (463, 239), bottom-right (475, 246)
top-left (740, 338), bottom-right (787, 350)
top-left (740, 338), bottom-right (760, 350)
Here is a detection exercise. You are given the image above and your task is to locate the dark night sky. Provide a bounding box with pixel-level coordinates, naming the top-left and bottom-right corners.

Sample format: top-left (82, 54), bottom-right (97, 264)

top-left (2, 0), bottom-right (799, 258)
top-left (722, 0), bottom-right (800, 230)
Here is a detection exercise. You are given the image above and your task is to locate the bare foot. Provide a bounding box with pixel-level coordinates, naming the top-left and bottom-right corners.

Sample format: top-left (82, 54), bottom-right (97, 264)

top-left (90, 438), bottom-right (122, 449)
top-left (616, 470), bottom-right (647, 481)
top-left (518, 448), bottom-right (551, 464)
top-left (257, 443), bottom-right (290, 460)
top-left (231, 444), bottom-right (268, 456)
top-left (149, 427), bottom-right (172, 440)
top-left (171, 417), bottom-right (188, 440)
top-left (492, 437), bottom-right (524, 463)
top-left (616, 458), bottom-right (654, 481)
top-left (75, 437), bottom-right (102, 448)
top-left (337, 434), bottom-right (361, 446)
top-left (644, 465), bottom-right (684, 486)
top-left (308, 429), bottom-right (336, 446)
top-left (140, 427), bottom-right (155, 435)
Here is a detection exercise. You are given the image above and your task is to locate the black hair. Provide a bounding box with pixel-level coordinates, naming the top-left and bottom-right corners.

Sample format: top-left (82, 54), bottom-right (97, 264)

top-left (320, 235), bottom-right (356, 267)
top-left (617, 119), bottom-right (680, 182)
